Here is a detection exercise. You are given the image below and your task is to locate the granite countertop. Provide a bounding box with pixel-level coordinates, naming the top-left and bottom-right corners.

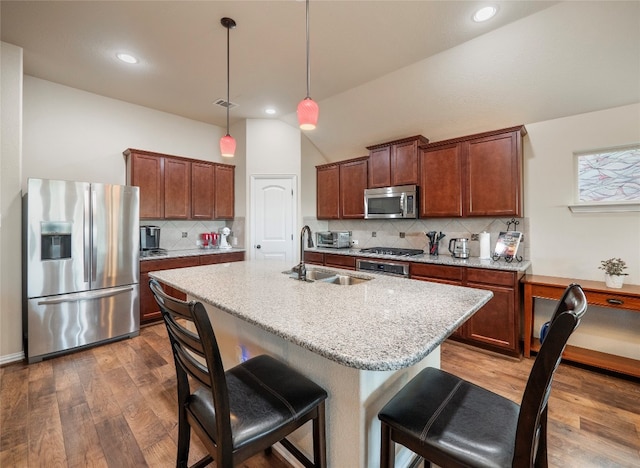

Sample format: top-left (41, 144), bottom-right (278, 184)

top-left (140, 247), bottom-right (245, 262)
top-left (307, 247), bottom-right (531, 272)
top-left (149, 261), bottom-right (493, 371)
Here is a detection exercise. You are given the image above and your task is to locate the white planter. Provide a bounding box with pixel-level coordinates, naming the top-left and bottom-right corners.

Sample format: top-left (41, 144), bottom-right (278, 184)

top-left (605, 274), bottom-right (625, 288)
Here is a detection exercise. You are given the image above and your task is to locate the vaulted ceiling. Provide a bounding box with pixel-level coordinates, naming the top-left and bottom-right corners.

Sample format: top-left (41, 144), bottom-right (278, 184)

top-left (2, 1), bottom-right (639, 160)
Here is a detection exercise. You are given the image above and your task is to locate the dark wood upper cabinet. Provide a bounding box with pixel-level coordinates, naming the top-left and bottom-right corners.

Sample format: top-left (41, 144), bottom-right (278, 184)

top-left (419, 143), bottom-right (463, 217)
top-left (339, 157), bottom-right (368, 219)
top-left (419, 126), bottom-right (525, 217)
top-left (191, 161), bottom-right (215, 219)
top-left (316, 163), bottom-right (340, 219)
top-left (214, 164), bottom-right (235, 220)
top-left (367, 135), bottom-right (428, 188)
top-left (126, 150), bottom-right (164, 219)
top-left (124, 148), bottom-right (234, 220)
top-left (163, 157), bottom-right (190, 219)
top-left (317, 157), bottom-right (368, 220)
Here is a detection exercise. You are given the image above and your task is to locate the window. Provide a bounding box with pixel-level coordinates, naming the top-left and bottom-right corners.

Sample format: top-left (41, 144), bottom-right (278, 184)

top-left (570, 144), bottom-right (640, 212)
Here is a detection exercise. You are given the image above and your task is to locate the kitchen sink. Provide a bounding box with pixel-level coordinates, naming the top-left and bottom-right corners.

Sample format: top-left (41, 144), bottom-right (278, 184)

top-left (284, 268), bottom-right (372, 285)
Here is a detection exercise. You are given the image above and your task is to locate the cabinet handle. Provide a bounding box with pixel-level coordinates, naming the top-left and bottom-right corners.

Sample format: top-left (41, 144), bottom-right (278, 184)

top-left (606, 298), bottom-right (624, 305)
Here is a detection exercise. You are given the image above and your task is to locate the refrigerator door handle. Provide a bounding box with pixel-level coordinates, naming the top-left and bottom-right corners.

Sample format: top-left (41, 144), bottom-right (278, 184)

top-left (91, 187), bottom-right (98, 282)
top-left (83, 185), bottom-right (91, 283)
top-left (36, 286), bottom-right (135, 305)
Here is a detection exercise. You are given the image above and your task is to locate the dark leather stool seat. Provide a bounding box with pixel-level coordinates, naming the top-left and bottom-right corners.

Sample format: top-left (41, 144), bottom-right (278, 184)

top-left (379, 283), bottom-right (587, 468)
top-left (149, 279), bottom-right (327, 468)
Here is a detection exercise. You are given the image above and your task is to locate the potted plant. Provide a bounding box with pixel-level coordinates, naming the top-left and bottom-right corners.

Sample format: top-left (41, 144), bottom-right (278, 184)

top-left (599, 258), bottom-right (628, 288)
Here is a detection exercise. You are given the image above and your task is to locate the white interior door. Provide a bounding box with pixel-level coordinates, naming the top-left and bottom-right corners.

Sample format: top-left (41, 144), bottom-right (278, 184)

top-left (251, 176), bottom-right (295, 262)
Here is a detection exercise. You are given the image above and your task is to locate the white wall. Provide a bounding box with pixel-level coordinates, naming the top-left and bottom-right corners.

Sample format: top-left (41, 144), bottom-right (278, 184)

top-left (1, 74), bottom-right (230, 362)
top-left (22, 76), bottom-right (226, 189)
top-left (301, 134), bottom-right (329, 217)
top-left (0, 42), bottom-right (24, 363)
top-left (525, 103), bottom-right (640, 283)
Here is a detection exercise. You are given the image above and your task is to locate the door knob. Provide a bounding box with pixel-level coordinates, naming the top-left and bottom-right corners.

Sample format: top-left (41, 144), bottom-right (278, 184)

top-left (256, 244), bottom-right (261, 249)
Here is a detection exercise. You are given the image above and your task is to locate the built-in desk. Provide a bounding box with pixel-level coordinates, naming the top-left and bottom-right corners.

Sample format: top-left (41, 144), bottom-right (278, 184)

top-left (522, 275), bottom-right (640, 378)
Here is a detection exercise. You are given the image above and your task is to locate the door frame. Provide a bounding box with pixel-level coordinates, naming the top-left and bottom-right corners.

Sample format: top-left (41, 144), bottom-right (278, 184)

top-left (249, 174), bottom-right (298, 261)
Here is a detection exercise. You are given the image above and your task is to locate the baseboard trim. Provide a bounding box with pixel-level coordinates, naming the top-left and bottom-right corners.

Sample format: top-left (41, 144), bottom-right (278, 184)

top-left (0, 351), bottom-right (25, 366)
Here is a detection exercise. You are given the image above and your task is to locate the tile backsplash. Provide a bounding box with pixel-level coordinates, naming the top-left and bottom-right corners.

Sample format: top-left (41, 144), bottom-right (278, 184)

top-left (142, 220), bottom-right (232, 251)
top-left (320, 217), bottom-right (530, 260)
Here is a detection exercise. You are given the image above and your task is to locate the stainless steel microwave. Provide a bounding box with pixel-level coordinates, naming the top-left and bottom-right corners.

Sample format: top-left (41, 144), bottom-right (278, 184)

top-left (364, 185), bottom-right (418, 219)
top-left (316, 231), bottom-right (351, 249)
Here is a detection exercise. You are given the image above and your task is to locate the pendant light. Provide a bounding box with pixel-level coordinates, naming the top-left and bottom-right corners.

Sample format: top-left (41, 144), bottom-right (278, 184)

top-left (297, 0), bottom-right (319, 130)
top-left (220, 17), bottom-right (237, 158)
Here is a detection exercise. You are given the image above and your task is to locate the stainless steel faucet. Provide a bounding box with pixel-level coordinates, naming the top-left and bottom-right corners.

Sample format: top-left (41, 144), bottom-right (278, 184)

top-left (295, 225), bottom-right (314, 281)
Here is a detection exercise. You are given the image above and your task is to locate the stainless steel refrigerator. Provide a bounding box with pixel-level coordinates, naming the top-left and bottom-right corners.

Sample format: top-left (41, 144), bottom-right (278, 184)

top-left (23, 178), bottom-right (140, 363)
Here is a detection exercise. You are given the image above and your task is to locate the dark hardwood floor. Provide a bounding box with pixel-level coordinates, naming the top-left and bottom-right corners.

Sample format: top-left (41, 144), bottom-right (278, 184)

top-left (1, 324), bottom-right (638, 467)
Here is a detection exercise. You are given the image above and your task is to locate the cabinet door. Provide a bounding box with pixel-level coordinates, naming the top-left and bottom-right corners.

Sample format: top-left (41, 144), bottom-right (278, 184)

top-left (340, 158), bottom-right (368, 218)
top-left (191, 162), bottom-right (215, 219)
top-left (130, 152), bottom-right (163, 219)
top-left (465, 131), bottom-right (522, 217)
top-left (391, 140), bottom-right (419, 186)
top-left (464, 284), bottom-right (517, 353)
top-left (214, 164), bottom-right (235, 219)
top-left (199, 252), bottom-right (245, 265)
top-left (419, 144), bottom-right (463, 217)
top-left (368, 147), bottom-right (391, 188)
top-left (164, 158), bottom-right (190, 219)
top-left (317, 164), bottom-right (340, 219)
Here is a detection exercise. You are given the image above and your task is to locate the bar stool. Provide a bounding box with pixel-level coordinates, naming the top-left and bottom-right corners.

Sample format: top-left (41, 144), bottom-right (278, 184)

top-left (378, 283), bottom-right (587, 468)
top-left (149, 279), bottom-right (328, 468)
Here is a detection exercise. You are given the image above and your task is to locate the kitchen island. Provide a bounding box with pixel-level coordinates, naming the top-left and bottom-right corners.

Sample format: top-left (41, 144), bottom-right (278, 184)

top-left (150, 261), bottom-right (493, 467)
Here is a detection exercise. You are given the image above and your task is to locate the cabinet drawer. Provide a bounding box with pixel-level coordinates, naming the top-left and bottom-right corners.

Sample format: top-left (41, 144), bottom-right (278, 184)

top-left (305, 251), bottom-right (325, 265)
top-left (410, 263), bottom-right (463, 282)
top-left (199, 252), bottom-right (245, 265)
top-left (466, 268), bottom-right (516, 287)
top-left (325, 254), bottom-right (356, 269)
top-left (140, 256), bottom-right (199, 273)
top-left (584, 291), bottom-right (640, 312)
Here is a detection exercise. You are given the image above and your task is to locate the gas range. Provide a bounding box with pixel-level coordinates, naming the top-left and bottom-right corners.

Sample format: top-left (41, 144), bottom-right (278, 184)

top-left (358, 247), bottom-right (424, 257)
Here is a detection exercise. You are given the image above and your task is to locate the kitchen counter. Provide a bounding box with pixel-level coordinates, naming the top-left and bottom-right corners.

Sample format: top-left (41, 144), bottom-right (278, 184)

top-left (149, 260), bottom-right (493, 467)
top-left (139, 247), bottom-right (245, 261)
top-left (307, 247), bottom-right (531, 272)
top-left (149, 260), bottom-right (492, 371)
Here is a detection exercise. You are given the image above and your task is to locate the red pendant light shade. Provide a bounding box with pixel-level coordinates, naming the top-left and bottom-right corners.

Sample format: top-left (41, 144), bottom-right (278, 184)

top-left (220, 134), bottom-right (236, 158)
top-left (297, 97), bottom-right (319, 130)
top-left (220, 17), bottom-right (236, 158)
top-left (298, 0), bottom-right (318, 131)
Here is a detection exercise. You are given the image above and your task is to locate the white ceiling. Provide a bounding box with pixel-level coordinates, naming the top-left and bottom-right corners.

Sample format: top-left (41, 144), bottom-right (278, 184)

top-left (2, 1), bottom-right (639, 161)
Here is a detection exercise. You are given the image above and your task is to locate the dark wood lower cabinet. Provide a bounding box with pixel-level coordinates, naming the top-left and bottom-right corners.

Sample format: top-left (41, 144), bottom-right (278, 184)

top-left (139, 252), bottom-right (245, 325)
top-left (411, 263), bottom-right (523, 356)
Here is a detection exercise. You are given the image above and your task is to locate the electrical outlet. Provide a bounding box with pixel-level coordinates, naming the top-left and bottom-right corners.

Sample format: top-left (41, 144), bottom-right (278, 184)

top-left (399, 232), bottom-right (405, 238)
top-left (182, 232), bottom-right (188, 238)
top-left (372, 231), bottom-right (377, 237)
top-left (471, 233), bottom-right (479, 241)
top-left (352, 239), bottom-right (359, 246)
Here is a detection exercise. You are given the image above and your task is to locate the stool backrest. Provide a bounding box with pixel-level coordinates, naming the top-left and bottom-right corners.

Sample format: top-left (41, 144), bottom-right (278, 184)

top-left (149, 279), bottom-right (233, 465)
top-left (513, 283), bottom-right (587, 466)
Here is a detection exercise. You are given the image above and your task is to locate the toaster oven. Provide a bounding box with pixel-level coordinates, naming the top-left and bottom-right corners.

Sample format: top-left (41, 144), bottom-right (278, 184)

top-left (315, 231), bottom-right (351, 249)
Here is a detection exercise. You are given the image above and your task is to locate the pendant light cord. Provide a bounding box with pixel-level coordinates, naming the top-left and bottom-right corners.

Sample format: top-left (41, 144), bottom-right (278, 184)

top-left (305, 0), bottom-right (311, 99)
top-left (226, 23), bottom-right (230, 134)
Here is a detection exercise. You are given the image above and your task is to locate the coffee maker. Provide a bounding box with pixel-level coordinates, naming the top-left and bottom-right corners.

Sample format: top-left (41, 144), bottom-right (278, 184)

top-left (140, 225), bottom-right (161, 251)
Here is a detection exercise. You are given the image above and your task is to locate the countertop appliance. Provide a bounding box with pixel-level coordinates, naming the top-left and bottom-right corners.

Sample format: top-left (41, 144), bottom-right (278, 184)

top-left (23, 178), bottom-right (140, 363)
top-left (364, 185), bottom-right (418, 219)
top-left (316, 231), bottom-right (350, 249)
top-left (140, 225), bottom-right (161, 250)
top-left (448, 238), bottom-right (470, 259)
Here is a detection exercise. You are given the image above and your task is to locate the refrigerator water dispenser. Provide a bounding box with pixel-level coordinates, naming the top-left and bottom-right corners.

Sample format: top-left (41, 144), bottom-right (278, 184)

top-left (41, 221), bottom-right (72, 260)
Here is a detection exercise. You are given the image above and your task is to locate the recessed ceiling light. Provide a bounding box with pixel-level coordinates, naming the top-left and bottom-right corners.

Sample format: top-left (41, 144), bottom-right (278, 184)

top-left (116, 53), bottom-right (138, 64)
top-left (473, 6), bottom-right (497, 22)
top-left (265, 108), bottom-right (277, 115)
